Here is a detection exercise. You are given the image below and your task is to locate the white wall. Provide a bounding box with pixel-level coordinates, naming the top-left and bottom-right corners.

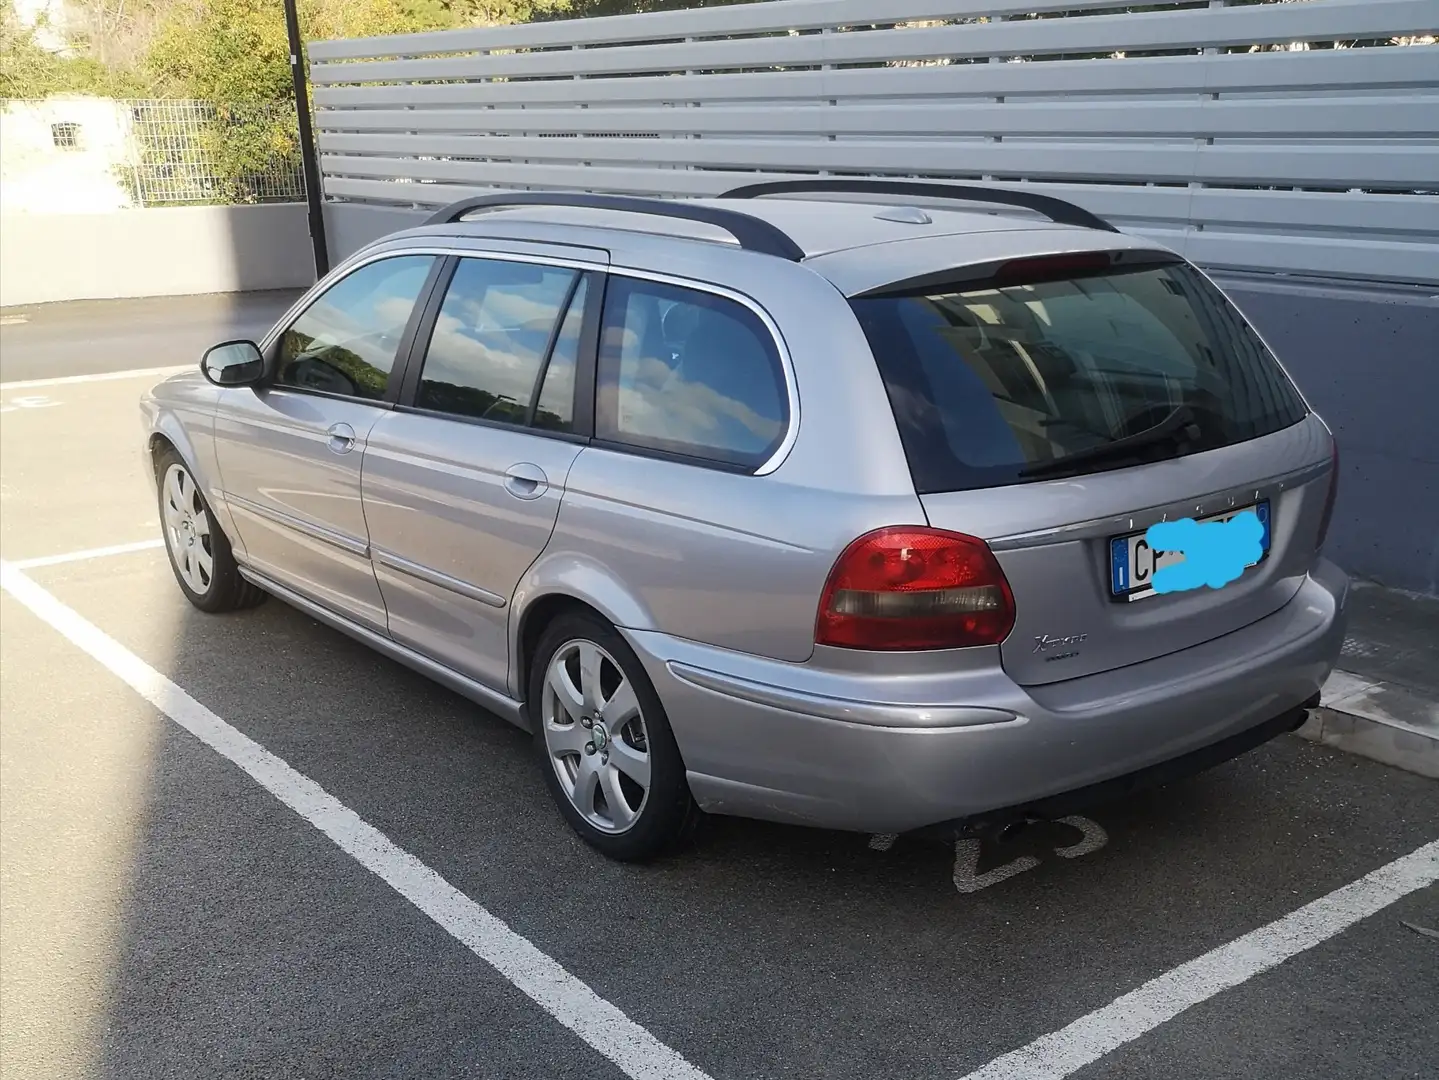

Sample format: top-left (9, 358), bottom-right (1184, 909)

top-left (0, 204), bottom-right (315, 306)
top-left (0, 98), bottom-right (136, 213)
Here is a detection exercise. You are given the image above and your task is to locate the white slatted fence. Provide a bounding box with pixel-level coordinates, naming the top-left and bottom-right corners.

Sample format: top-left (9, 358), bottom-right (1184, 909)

top-left (310, 0), bottom-right (1439, 284)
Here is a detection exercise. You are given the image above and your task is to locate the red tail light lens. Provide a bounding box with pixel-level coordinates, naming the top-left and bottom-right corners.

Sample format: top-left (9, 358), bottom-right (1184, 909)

top-left (816, 527), bottom-right (1016, 651)
top-left (1316, 439), bottom-right (1340, 552)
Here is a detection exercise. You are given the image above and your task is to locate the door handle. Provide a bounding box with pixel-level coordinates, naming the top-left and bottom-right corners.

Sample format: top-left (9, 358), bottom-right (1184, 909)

top-left (326, 423), bottom-right (357, 455)
top-left (504, 462), bottom-right (549, 501)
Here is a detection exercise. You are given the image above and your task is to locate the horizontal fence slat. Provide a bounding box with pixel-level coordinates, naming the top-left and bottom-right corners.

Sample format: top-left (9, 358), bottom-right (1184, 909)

top-left (319, 172), bottom-right (1439, 237)
top-left (309, 0), bottom-right (1165, 62)
top-left (309, 0), bottom-right (1437, 84)
top-left (320, 177), bottom-right (1437, 284)
top-left (1157, 229), bottom-right (1439, 284)
top-left (316, 97), bottom-right (1439, 140)
top-left (318, 138), bottom-right (1439, 188)
top-left (313, 47), bottom-right (1439, 110)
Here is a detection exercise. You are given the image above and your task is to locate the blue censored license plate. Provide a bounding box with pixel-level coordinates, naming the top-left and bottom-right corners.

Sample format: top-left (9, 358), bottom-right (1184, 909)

top-left (1110, 501), bottom-right (1271, 602)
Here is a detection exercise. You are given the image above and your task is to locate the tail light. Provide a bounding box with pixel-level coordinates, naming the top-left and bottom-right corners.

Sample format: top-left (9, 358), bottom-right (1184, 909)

top-left (1316, 439), bottom-right (1340, 552)
top-left (816, 526), bottom-right (1015, 651)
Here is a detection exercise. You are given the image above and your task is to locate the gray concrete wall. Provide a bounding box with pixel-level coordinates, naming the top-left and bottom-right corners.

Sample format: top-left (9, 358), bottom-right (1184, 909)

top-left (0, 203), bottom-right (315, 307)
top-left (1219, 278), bottom-right (1439, 596)
top-left (323, 202), bottom-right (425, 266)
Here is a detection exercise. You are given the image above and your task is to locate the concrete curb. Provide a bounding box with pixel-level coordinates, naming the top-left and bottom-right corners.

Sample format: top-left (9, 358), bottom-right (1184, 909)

top-left (1297, 670), bottom-right (1439, 779)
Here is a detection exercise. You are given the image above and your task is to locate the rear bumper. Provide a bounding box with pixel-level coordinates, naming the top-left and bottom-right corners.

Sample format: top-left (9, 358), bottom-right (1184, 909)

top-left (622, 558), bottom-right (1349, 834)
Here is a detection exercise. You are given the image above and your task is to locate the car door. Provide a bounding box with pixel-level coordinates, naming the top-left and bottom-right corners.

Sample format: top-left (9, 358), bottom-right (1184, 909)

top-left (213, 252), bottom-right (441, 631)
top-left (361, 248), bottom-right (604, 692)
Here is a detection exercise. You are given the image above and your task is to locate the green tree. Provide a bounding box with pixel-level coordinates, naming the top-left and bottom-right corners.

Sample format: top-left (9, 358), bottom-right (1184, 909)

top-left (0, 17), bottom-right (150, 97)
top-left (141, 0), bottom-right (567, 202)
top-left (555, 0), bottom-right (754, 16)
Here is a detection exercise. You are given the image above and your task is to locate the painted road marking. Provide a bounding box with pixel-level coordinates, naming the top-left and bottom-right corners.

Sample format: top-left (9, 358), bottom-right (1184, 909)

top-left (0, 561), bottom-right (714, 1080)
top-left (0, 365), bottom-right (191, 390)
top-left (958, 838), bottom-right (1439, 1080)
top-left (952, 817), bottom-right (1109, 895)
top-left (872, 817), bottom-right (1110, 894)
top-left (0, 394), bottom-right (62, 413)
top-left (8, 538), bottom-right (166, 571)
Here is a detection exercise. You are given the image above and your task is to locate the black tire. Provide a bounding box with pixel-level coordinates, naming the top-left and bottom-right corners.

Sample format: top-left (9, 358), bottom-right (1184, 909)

top-left (528, 611), bottom-right (699, 861)
top-left (154, 446), bottom-right (266, 614)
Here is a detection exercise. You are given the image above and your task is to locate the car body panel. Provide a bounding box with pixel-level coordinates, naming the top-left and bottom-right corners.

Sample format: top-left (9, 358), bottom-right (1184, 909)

top-left (546, 444), bottom-right (927, 664)
top-left (141, 373), bottom-right (248, 546)
top-left (212, 386), bottom-right (390, 631)
top-left (363, 411), bottom-right (586, 691)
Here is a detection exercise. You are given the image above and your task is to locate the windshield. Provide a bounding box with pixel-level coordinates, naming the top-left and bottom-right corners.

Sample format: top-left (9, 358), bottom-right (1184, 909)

top-left (850, 260), bottom-right (1308, 492)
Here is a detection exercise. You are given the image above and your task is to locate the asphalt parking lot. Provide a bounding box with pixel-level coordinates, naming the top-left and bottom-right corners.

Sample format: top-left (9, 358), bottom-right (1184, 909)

top-left (2, 298), bottom-right (1436, 1080)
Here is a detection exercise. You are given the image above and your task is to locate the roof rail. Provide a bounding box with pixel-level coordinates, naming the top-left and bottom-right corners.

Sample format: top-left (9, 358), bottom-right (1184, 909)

top-left (721, 179), bottom-right (1118, 234)
top-left (425, 192), bottom-right (807, 261)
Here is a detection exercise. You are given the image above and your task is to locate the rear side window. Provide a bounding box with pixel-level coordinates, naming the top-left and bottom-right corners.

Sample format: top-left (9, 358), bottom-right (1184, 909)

top-left (851, 260), bottom-right (1308, 492)
top-left (417, 257), bottom-right (582, 426)
top-left (596, 276), bottom-right (788, 469)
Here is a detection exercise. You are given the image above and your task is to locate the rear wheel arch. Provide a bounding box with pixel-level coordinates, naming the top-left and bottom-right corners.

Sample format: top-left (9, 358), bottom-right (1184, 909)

top-left (516, 594), bottom-right (611, 720)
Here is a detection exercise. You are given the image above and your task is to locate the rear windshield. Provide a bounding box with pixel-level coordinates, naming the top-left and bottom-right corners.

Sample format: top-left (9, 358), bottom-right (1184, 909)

top-left (850, 260), bottom-right (1308, 493)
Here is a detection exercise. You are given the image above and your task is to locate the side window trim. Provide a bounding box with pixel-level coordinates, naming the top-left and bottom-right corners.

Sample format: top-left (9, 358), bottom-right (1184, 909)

top-left (591, 269), bottom-right (796, 476)
top-left (262, 252), bottom-right (446, 408)
top-left (394, 255), bottom-right (459, 408)
top-left (523, 270), bottom-right (585, 429)
top-left (571, 268), bottom-right (606, 441)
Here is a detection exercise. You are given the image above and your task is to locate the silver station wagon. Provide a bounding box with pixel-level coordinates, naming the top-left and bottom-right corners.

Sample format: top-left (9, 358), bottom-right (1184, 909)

top-left (141, 181), bottom-right (1348, 860)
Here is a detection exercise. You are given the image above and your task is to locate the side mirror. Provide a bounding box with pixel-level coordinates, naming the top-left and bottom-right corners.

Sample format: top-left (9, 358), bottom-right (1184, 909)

top-left (201, 340), bottom-right (265, 387)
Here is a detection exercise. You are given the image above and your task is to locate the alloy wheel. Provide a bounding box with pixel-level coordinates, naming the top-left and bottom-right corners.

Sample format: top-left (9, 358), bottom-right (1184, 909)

top-left (161, 463), bottom-right (214, 595)
top-left (540, 639), bottom-right (651, 834)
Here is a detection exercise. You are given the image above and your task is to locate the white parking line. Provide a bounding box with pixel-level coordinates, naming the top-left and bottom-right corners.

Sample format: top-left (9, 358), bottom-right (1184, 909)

top-left (9, 538), bottom-right (165, 570)
top-left (958, 838), bottom-right (1439, 1080)
top-left (0, 365), bottom-right (191, 390)
top-left (0, 560), bottom-right (713, 1080)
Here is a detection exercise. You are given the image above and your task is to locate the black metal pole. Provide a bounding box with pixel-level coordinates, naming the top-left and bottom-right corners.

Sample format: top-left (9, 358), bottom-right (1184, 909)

top-left (284, 0), bottom-right (329, 279)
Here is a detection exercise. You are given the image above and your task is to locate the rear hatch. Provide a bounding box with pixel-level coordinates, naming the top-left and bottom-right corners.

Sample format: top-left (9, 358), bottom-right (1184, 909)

top-left (849, 251), bottom-right (1335, 686)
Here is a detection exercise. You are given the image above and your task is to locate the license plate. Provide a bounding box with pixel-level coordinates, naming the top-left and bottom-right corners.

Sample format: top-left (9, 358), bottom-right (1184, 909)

top-left (1110, 501), bottom-right (1270, 602)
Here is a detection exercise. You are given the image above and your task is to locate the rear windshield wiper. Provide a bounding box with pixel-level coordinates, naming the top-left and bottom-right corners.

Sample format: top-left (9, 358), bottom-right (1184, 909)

top-left (1019, 405), bottom-right (1202, 479)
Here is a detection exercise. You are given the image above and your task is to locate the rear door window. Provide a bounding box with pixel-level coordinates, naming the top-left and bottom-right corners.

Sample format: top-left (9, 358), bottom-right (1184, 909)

top-left (595, 276), bottom-right (788, 469)
top-left (850, 259), bottom-right (1307, 493)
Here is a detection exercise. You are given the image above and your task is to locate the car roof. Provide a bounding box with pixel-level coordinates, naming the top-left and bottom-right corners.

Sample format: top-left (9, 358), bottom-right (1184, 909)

top-left (383, 195), bottom-right (1175, 296)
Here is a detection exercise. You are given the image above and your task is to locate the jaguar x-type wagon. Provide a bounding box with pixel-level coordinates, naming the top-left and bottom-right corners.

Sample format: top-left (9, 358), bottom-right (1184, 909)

top-left (141, 180), bottom-right (1348, 860)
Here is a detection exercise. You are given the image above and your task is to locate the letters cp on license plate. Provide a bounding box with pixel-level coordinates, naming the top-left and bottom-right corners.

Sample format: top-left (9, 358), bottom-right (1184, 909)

top-left (1109, 501), bottom-right (1270, 602)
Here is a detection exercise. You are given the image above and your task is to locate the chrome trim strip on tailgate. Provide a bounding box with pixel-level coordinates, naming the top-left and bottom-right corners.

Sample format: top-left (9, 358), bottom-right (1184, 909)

top-left (986, 458), bottom-right (1330, 552)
